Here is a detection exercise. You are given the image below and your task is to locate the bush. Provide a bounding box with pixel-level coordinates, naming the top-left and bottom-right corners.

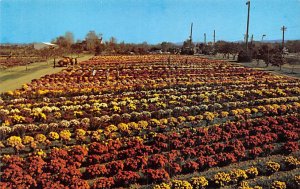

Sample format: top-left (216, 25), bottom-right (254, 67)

top-left (237, 51), bottom-right (252, 62)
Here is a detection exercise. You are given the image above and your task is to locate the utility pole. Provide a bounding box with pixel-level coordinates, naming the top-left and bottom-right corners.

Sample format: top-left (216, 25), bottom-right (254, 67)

top-left (281, 26), bottom-right (287, 49)
top-left (213, 30), bottom-right (216, 45)
top-left (250, 34), bottom-right (253, 45)
top-left (204, 33), bottom-right (206, 44)
top-left (189, 22), bottom-right (193, 46)
top-left (245, 0), bottom-right (250, 52)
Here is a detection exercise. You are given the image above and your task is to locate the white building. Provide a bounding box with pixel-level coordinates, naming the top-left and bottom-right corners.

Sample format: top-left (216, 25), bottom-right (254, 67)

top-left (33, 42), bottom-right (57, 50)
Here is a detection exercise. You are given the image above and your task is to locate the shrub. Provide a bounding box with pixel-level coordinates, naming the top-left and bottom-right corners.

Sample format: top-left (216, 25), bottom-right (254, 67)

top-left (229, 169), bottom-right (248, 183)
top-left (283, 156), bottom-right (300, 169)
top-left (153, 183), bottom-right (171, 189)
top-left (266, 161), bottom-right (280, 174)
top-left (115, 171), bottom-right (141, 186)
top-left (245, 166), bottom-right (259, 178)
top-left (271, 181), bottom-right (286, 189)
top-left (171, 180), bottom-right (192, 189)
top-left (92, 177), bottom-right (115, 189)
top-left (213, 172), bottom-right (231, 187)
top-left (85, 164), bottom-right (107, 178)
top-left (190, 176), bottom-right (208, 188)
top-left (282, 142), bottom-right (299, 154)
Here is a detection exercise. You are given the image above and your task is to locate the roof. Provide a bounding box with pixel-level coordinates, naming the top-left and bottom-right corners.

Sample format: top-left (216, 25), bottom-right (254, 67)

top-left (42, 42), bottom-right (57, 46)
top-left (33, 42), bottom-right (58, 50)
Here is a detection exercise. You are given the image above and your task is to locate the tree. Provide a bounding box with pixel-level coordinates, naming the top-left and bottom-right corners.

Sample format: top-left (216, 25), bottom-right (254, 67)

top-left (52, 32), bottom-right (74, 48)
top-left (105, 37), bottom-right (117, 53)
top-left (258, 44), bottom-right (270, 67)
top-left (161, 42), bottom-right (175, 52)
top-left (85, 31), bottom-right (102, 51)
top-left (269, 47), bottom-right (286, 71)
top-left (65, 32), bottom-right (74, 45)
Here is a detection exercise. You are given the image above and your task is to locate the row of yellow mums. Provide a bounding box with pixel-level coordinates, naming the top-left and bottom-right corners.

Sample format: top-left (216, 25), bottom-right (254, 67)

top-left (153, 157), bottom-right (300, 189)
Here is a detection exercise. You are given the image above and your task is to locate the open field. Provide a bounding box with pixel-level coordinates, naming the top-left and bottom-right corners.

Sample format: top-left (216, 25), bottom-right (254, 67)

top-left (0, 54), bottom-right (93, 93)
top-left (0, 55), bottom-right (299, 189)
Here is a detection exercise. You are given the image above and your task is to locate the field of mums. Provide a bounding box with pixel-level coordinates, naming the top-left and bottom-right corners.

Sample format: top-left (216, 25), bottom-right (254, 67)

top-left (0, 55), bottom-right (299, 189)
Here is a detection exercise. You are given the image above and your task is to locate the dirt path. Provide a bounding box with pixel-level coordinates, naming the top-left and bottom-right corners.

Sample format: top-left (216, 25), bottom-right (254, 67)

top-left (0, 54), bottom-right (93, 93)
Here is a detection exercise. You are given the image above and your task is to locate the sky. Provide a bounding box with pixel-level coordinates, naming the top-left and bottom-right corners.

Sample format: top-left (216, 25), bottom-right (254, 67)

top-left (0, 0), bottom-right (300, 44)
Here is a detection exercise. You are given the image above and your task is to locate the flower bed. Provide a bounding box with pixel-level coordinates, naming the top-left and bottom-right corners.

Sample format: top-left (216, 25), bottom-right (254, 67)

top-left (0, 55), bottom-right (299, 188)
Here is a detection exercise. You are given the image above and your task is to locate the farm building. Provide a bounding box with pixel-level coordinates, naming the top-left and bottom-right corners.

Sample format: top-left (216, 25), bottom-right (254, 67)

top-left (33, 42), bottom-right (57, 50)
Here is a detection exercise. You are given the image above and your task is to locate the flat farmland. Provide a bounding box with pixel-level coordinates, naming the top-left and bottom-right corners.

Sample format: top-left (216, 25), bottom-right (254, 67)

top-left (0, 55), bottom-right (299, 189)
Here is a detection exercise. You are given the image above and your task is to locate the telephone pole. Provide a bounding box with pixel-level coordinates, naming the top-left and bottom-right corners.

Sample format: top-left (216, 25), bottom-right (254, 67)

top-left (189, 22), bottom-right (193, 46)
top-left (213, 30), bottom-right (216, 45)
top-left (245, 0), bottom-right (250, 52)
top-left (204, 33), bottom-right (206, 44)
top-left (250, 34), bottom-right (253, 45)
top-left (281, 26), bottom-right (287, 49)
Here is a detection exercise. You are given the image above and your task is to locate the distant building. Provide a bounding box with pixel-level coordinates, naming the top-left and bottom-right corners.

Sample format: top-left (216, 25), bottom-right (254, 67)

top-left (33, 42), bottom-right (57, 50)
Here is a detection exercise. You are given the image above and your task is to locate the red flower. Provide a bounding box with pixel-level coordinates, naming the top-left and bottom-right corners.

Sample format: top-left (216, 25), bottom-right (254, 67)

top-left (149, 154), bottom-right (168, 168)
top-left (92, 177), bottom-right (115, 189)
top-left (115, 171), bottom-right (141, 186)
top-left (106, 160), bottom-right (124, 175)
top-left (89, 142), bottom-right (108, 155)
top-left (282, 142), bottom-right (299, 154)
top-left (143, 168), bottom-right (170, 183)
top-left (85, 164), bottom-right (108, 178)
top-left (182, 161), bottom-right (199, 173)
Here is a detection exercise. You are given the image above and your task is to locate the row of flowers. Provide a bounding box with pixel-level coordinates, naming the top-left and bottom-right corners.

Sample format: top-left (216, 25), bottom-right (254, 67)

top-left (1, 114), bottom-right (299, 188)
top-left (2, 112), bottom-right (299, 157)
top-left (1, 101), bottom-right (299, 143)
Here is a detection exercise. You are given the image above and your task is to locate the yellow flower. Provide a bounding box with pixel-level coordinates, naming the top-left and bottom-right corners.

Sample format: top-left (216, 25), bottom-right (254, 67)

top-left (128, 103), bottom-right (136, 111)
top-left (23, 136), bottom-right (34, 145)
top-left (48, 132), bottom-right (60, 140)
top-left (160, 118), bottom-right (168, 125)
top-left (230, 169), bottom-right (248, 182)
top-left (10, 115), bottom-right (25, 123)
top-left (153, 183), bottom-right (171, 189)
top-left (138, 120), bottom-right (148, 129)
top-left (238, 181), bottom-right (252, 189)
top-left (172, 180), bottom-right (192, 189)
top-left (243, 108), bottom-right (251, 114)
top-left (7, 136), bottom-right (22, 148)
top-left (245, 166), bottom-right (259, 177)
top-left (187, 116), bottom-right (196, 121)
top-left (204, 111), bottom-right (215, 121)
top-left (59, 130), bottom-right (71, 141)
top-left (190, 176), bottom-right (208, 188)
top-left (35, 149), bottom-right (46, 158)
top-left (213, 172), bottom-right (231, 186)
top-left (35, 134), bottom-right (47, 143)
top-left (220, 111), bottom-right (229, 118)
top-left (106, 124), bottom-right (118, 132)
top-left (177, 116), bottom-right (186, 123)
top-left (117, 123), bottom-right (129, 132)
top-left (112, 105), bottom-right (121, 113)
top-left (266, 161), bottom-right (280, 173)
top-left (128, 122), bottom-right (139, 130)
top-left (75, 129), bottom-right (86, 141)
top-left (54, 112), bottom-right (61, 118)
top-left (271, 181), bottom-right (286, 189)
top-left (283, 156), bottom-right (300, 167)
top-left (150, 119), bottom-right (161, 126)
